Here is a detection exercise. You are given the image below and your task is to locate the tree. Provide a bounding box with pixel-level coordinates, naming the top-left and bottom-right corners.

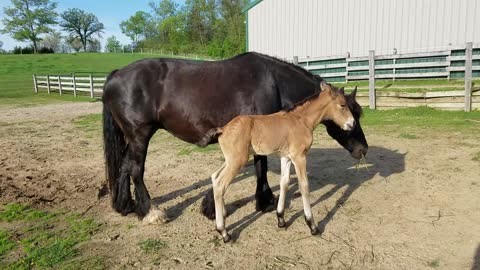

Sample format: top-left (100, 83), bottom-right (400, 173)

top-left (0, 40), bottom-right (3, 50)
top-left (1, 0), bottom-right (58, 53)
top-left (60, 8), bottom-right (104, 52)
top-left (120, 11), bottom-right (152, 46)
top-left (149, 0), bottom-right (178, 21)
top-left (105, 36), bottom-right (122, 52)
top-left (87, 39), bottom-right (101, 52)
top-left (40, 31), bottom-right (62, 52)
top-left (66, 36), bottom-right (82, 52)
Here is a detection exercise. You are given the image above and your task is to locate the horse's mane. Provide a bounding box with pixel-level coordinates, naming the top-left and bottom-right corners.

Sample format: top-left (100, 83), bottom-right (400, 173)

top-left (234, 52), bottom-right (322, 84)
top-left (346, 90), bottom-right (363, 118)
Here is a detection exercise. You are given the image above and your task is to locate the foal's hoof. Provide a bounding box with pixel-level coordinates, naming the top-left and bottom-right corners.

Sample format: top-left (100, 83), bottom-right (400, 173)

top-left (222, 233), bottom-right (232, 243)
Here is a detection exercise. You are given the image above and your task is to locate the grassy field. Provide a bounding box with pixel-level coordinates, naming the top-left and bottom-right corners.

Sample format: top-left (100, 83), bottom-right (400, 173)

top-left (1, 53), bottom-right (479, 107)
top-left (0, 53), bottom-right (208, 107)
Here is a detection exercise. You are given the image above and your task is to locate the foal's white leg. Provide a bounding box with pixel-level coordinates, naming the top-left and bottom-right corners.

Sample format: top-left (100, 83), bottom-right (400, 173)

top-left (211, 163), bottom-right (228, 241)
top-left (277, 156), bottom-right (291, 228)
top-left (291, 155), bottom-right (319, 235)
top-left (212, 161), bottom-right (243, 242)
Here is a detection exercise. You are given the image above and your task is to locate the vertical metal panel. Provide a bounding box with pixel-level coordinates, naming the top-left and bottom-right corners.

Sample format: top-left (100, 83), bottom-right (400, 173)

top-left (247, 0), bottom-right (480, 59)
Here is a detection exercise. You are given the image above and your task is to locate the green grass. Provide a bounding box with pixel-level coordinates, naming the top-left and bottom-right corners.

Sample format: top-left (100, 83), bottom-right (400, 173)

top-left (178, 144), bottom-right (220, 155)
top-left (473, 152), bottom-right (480, 161)
top-left (0, 230), bottom-right (16, 258)
top-left (73, 113), bottom-right (102, 133)
top-left (0, 52), bottom-right (207, 108)
top-left (399, 133), bottom-right (417, 139)
top-left (138, 239), bottom-right (168, 254)
top-left (427, 259), bottom-right (440, 268)
top-left (0, 203), bottom-right (102, 269)
top-left (0, 203), bottom-right (55, 222)
top-left (362, 106), bottom-right (480, 131)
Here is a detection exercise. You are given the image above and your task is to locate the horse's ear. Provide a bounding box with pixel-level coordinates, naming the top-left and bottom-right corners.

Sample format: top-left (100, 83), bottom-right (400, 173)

top-left (320, 81), bottom-right (329, 92)
top-left (338, 87), bottom-right (345, 95)
top-left (351, 86), bottom-right (357, 98)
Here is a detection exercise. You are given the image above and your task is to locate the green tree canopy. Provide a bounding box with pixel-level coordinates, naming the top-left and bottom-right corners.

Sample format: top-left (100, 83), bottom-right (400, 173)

top-left (105, 36), bottom-right (122, 52)
top-left (60, 8), bottom-right (104, 52)
top-left (119, 11), bottom-right (152, 46)
top-left (39, 31), bottom-right (62, 52)
top-left (1, 0), bottom-right (58, 53)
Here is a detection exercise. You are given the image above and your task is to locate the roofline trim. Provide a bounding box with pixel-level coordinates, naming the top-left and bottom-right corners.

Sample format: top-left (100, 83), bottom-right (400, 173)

top-left (242, 0), bottom-right (263, 13)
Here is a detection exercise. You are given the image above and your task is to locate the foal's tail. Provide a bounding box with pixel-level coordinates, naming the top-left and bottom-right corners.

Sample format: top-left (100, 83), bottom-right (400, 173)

top-left (102, 70), bottom-right (126, 208)
top-left (196, 127), bottom-right (222, 148)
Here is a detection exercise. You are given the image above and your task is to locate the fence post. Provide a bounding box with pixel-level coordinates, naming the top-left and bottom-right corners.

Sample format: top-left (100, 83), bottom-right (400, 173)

top-left (58, 75), bottom-right (62, 95)
top-left (465, 42), bottom-right (473, 112)
top-left (33, 74), bottom-right (38, 93)
top-left (369, 50), bottom-right (376, 109)
top-left (72, 73), bottom-right (77, 97)
top-left (293, 56), bottom-right (298, 65)
top-left (89, 74), bottom-right (94, 98)
top-left (46, 75), bottom-right (51, 94)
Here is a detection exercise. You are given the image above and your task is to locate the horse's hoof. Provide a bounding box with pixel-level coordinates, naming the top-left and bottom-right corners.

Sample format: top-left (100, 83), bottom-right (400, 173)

top-left (142, 208), bottom-right (168, 225)
top-left (277, 218), bottom-right (286, 228)
top-left (310, 227), bottom-right (319, 235)
top-left (255, 193), bottom-right (276, 212)
top-left (222, 233), bottom-right (232, 243)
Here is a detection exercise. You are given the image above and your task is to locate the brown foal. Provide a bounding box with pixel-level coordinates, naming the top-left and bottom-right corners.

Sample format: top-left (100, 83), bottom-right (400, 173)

top-left (210, 81), bottom-right (355, 242)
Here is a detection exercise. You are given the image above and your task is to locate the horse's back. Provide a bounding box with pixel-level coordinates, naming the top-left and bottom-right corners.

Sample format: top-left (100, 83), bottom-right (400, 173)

top-left (103, 55), bottom-right (281, 145)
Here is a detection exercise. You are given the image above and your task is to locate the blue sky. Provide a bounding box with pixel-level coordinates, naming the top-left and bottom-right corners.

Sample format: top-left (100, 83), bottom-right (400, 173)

top-left (0, 0), bottom-right (184, 50)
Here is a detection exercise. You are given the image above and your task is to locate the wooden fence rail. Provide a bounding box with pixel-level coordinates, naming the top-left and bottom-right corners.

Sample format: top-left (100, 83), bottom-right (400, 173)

top-left (293, 42), bottom-right (479, 111)
top-left (33, 74), bottom-right (106, 98)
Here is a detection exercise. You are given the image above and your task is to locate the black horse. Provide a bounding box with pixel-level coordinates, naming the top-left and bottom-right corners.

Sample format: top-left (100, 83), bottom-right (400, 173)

top-left (102, 52), bottom-right (368, 221)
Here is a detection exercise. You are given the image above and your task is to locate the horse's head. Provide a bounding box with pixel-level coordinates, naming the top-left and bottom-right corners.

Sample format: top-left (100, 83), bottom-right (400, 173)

top-left (320, 81), bottom-right (355, 132)
top-left (322, 86), bottom-right (368, 159)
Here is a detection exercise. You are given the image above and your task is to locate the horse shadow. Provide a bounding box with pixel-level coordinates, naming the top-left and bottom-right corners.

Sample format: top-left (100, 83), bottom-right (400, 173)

top-left (473, 244), bottom-right (480, 270)
top-left (226, 146), bottom-right (406, 240)
top-left (152, 146), bottom-right (406, 241)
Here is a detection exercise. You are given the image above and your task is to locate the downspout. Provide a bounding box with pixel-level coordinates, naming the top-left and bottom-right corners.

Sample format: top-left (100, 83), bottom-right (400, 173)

top-left (245, 12), bottom-right (249, 52)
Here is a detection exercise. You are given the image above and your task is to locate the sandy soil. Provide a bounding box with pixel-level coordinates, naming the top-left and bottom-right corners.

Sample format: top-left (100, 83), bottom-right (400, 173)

top-left (0, 102), bottom-right (479, 270)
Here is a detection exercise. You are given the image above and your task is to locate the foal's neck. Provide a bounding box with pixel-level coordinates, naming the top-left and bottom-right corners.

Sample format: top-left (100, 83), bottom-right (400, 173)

top-left (292, 91), bottom-right (332, 130)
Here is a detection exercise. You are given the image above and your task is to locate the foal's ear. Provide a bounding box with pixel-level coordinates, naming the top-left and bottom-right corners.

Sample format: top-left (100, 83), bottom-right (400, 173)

top-left (351, 86), bottom-right (358, 98)
top-left (338, 87), bottom-right (345, 95)
top-left (320, 81), bottom-right (330, 92)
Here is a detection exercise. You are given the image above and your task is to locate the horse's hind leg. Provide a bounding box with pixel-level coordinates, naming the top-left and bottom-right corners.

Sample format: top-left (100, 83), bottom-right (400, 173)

top-left (254, 155), bottom-right (276, 212)
top-left (212, 153), bottom-right (248, 242)
top-left (291, 154), bottom-right (319, 235)
top-left (277, 157), bottom-right (292, 228)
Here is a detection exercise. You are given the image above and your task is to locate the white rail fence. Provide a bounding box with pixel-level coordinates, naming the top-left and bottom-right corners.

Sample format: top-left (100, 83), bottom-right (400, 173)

top-left (33, 74), bottom-right (106, 98)
top-left (292, 42), bottom-right (479, 111)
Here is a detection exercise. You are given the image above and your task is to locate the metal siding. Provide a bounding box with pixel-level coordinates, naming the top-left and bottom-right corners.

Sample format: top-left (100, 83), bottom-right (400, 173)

top-left (247, 0), bottom-right (480, 58)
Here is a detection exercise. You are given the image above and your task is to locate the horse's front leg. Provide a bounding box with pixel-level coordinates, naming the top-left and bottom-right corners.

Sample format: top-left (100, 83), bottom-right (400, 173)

top-left (128, 128), bottom-right (167, 224)
top-left (254, 155), bottom-right (276, 212)
top-left (291, 154), bottom-right (319, 235)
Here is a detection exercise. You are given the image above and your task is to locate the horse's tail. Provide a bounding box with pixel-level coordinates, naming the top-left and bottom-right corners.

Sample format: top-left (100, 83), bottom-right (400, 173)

top-left (196, 127), bottom-right (222, 148)
top-left (102, 69), bottom-right (125, 208)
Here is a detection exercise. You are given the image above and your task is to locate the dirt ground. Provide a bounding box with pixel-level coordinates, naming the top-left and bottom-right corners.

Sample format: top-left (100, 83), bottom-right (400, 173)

top-left (0, 102), bottom-right (479, 270)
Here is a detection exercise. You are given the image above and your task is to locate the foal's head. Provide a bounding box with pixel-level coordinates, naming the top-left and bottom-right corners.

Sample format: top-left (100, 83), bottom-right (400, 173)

top-left (320, 81), bottom-right (355, 131)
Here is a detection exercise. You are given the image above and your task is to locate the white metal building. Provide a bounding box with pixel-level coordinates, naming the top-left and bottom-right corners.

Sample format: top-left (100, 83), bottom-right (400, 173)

top-left (244, 0), bottom-right (480, 59)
